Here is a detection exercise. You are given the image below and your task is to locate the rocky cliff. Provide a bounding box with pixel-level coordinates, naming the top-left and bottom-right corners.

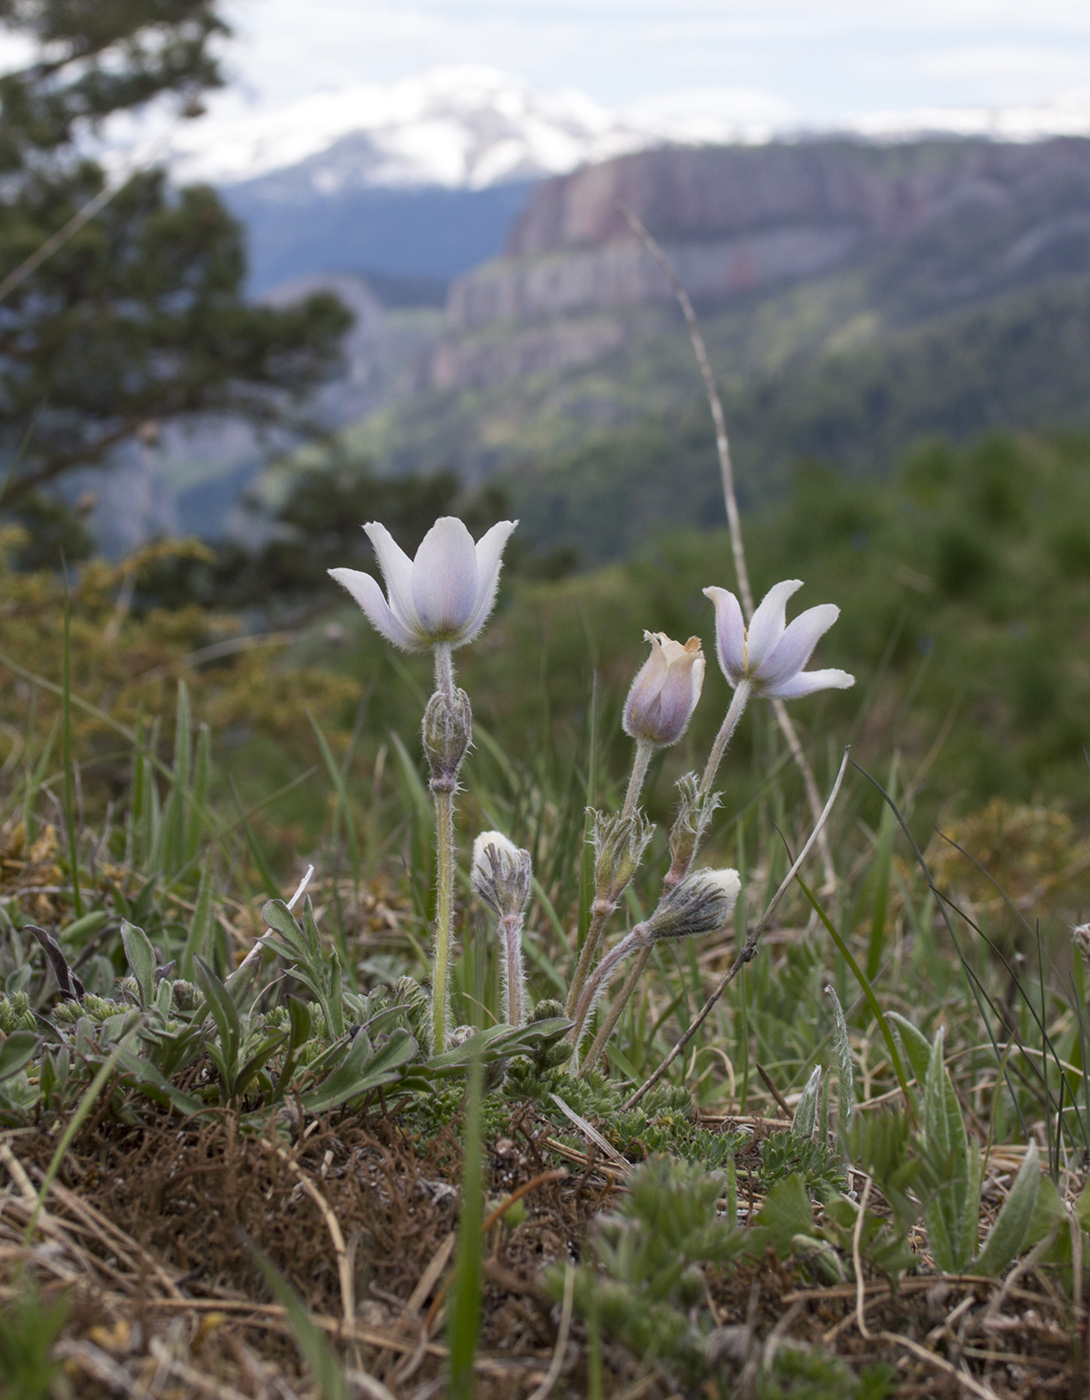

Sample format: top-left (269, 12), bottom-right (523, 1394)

top-left (446, 138), bottom-right (1090, 329)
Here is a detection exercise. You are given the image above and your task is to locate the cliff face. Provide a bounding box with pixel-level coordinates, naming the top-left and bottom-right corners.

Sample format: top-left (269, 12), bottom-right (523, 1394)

top-left (504, 139), bottom-right (1090, 255)
top-left (423, 136), bottom-right (1090, 394)
top-left (443, 139), bottom-right (1090, 334)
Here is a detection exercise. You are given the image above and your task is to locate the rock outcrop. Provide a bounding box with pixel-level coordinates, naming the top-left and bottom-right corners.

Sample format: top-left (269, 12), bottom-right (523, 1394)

top-left (424, 136), bottom-right (1090, 391)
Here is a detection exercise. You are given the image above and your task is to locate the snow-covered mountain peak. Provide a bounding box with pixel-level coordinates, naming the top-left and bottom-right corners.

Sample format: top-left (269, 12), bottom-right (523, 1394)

top-left (161, 65), bottom-right (790, 191)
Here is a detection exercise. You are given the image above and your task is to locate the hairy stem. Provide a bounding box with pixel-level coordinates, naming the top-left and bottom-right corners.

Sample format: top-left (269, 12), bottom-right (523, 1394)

top-left (502, 914), bottom-right (525, 1027)
top-left (565, 901), bottom-right (613, 1023)
top-left (567, 737), bottom-right (653, 1023)
top-left (432, 786), bottom-right (454, 1054)
top-left (434, 642), bottom-right (455, 707)
top-left (622, 738), bottom-right (653, 821)
top-left (581, 945), bottom-right (652, 1076)
top-left (699, 680), bottom-right (751, 799)
top-left (569, 931), bottom-right (643, 1065)
top-left (430, 642), bottom-right (458, 1056)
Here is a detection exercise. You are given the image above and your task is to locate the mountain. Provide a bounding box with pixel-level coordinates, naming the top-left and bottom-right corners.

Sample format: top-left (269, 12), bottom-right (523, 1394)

top-left (330, 135), bottom-right (1090, 559)
top-left (195, 67), bottom-right (795, 291)
top-left (96, 125), bottom-right (1090, 562)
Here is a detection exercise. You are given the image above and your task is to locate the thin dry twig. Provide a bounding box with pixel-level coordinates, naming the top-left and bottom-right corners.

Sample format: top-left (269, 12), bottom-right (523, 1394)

top-left (852, 1176), bottom-right (873, 1340)
top-left (617, 201), bottom-right (837, 891)
top-left (880, 1330), bottom-right (1002, 1400)
top-left (260, 1139), bottom-right (355, 1329)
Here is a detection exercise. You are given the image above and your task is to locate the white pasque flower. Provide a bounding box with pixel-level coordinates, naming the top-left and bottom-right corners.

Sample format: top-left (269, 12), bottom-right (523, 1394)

top-left (622, 632), bottom-right (705, 747)
top-left (329, 516), bottom-right (517, 651)
top-left (703, 579), bottom-right (854, 699)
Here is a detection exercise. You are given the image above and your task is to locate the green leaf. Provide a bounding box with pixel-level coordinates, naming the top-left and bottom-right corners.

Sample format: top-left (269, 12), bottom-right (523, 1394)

top-left (194, 957), bottom-right (240, 1094)
top-left (181, 856), bottom-right (215, 978)
top-left (260, 899), bottom-right (308, 958)
top-left (0, 1031), bottom-right (39, 1081)
top-left (249, 1247), bottom-right (348, 1400)
top-left (120, 920), bottom-right (156, 1009)
top-left (1075, 1179), bottom-right (1090, 1235)
top-left (826, 985), bottom-right (854, 1150)
top-left (1024, 1171), bottom-right (1067, 1249)
top-left (920, 1028), bottom-right (977, 1273)
top-left (790, 1066), bottom-right (822, 1142)
top-left (448, 1051), bottom-right (484, 1400)
top-left (756, 1174), bottom-right (813, 1257)
top-left (888, 1012), bottom-right (932, 1093)
top-left (974, 1142), bottom-right (1040, 1277)
top-left (300, 1028), bottom-right (417, 1114)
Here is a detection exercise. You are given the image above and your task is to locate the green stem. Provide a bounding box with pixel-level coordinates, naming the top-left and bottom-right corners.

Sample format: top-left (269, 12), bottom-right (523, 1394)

top-left (569, 931), bottom-right (643, 1064)
top-left (622, 738), bottom-right (653, 820)
top-left (581, 945), bottom-right (652, 1076)
top-left (432, 786), bottom-right (454, 1054)
top-left (434, 642), bottom-right (455, 706)
top-left (503, 914), bottom-right (525, 1026)
top-left (566, 737), bottom-right (652, 1023)
top-left (430, 642), bottom-right (458, 1056)
top-left (699, 680), bottom-right (751, 799)
top-left (566, 901), bottom-right (612, 1023)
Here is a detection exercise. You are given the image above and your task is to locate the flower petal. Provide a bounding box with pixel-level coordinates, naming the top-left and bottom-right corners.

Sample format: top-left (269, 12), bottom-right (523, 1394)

top-left (411, 516), bottom-right (479, 640)
top-left (363, 523), bottom-right (419, 636)
top-left (745, 579), bottom-right (803, 674)
top-left (459, 519), bottom-right (518, 647)
top-left (328, 567), bottom-right (422, 651)
top-left (757, 603), bottom-right (840, 690)
top-left (703, 586), bottom-right (746, 684)
top-left (768, 667), bottom-right (855, 699)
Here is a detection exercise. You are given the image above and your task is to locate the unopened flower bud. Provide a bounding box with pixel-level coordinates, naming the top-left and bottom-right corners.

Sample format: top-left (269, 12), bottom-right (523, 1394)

top-left (170, 979), bottom-right (201, 1012)
top-left (592, 809), bottom-right (654, 906)
top-left (643, 868), bottom-right (741, 944)
top-left (422, 686), bottom-right (472, 791)
top-left (623, 632), bottom-right (705, 747)
top-left (472, 831), bottom-right (532, 919)
top-left (666, 773), bottom-right (721, 889)
top-left (1074, 923), bottom-right (1090, 964)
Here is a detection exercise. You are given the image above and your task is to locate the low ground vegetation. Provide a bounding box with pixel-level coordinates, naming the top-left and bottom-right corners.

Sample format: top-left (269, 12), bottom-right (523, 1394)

top-left (1, 432), bottom-right (1090, 1395)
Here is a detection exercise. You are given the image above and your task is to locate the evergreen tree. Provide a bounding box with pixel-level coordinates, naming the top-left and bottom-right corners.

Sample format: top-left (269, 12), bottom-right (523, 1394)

top-left (0, 0), bottom-right (351, 508)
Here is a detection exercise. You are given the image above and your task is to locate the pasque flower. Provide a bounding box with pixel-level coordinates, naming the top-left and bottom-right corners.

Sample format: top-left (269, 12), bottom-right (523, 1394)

top-left (329, 516), bottom-right (517, 651)
top-left (703, 579), bottom-right (854, 699)
top-left (623, 632), bottom-right (705, 747)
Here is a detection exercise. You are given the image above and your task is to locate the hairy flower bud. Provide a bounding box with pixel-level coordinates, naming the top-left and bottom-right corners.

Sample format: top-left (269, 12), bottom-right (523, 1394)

top-left (422, 686), bottom-right (472, 791)
top-left (643, 868), bottom-right (742, 944)
top-left (472, 831), bottom-right (533, 919)
top-left (1074, 923), bottom-right (1090, 964)
top-left (623, 632), bottom-right (705, 747)
top-left (666, 773), bottom-right (722, 889)
top-left (592, 809), bottom-right (654, 907)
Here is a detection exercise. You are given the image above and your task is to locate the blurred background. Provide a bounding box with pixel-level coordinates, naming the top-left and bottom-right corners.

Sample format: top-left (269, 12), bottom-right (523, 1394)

top-left (6, 0), bottom-right (1090, 848)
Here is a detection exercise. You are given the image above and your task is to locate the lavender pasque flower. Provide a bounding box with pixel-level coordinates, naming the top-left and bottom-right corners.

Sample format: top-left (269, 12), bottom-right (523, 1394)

top-left (703, 579), bottom-right (854, 699)
top-left (623, 632), bottom-right (705, 747)
top-left (329, 516), bottom-right (517, 651)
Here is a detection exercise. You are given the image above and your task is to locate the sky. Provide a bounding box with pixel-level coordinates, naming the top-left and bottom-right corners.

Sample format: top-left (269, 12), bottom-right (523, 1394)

top-left (216, 0), bottom-right (1090, 126)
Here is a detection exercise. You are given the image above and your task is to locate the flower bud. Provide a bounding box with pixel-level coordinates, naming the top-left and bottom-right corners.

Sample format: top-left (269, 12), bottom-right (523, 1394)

top-left (592, 809), bottom-right (654, 906)
top-left (643, 867), bottom-right (741, 944)
top-left (1074, 923), bottom-right (1090, 964)
top-left (472, 831), bottom-right (533, 919)
top-left (422, 686), bottom-right (472, 791)
top-left (666, 773), bottom-right (721, 889)
top-left (623, 632), bottom-right (705, 748)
